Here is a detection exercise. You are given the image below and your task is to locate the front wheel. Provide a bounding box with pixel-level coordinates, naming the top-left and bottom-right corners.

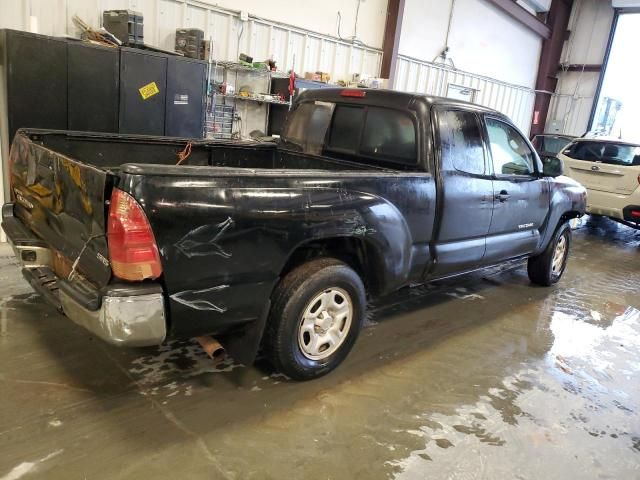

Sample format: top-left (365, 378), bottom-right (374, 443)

top-left (264, 258), bottom-right (366, 381)
top-left (527, 222), bottom-right (572, 286)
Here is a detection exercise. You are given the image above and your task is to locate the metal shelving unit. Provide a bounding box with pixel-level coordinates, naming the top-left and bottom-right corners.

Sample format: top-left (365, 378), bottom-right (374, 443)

top-left (217, 93), bottom-right (290, 105)
top-left (205, 60), bottom-right (292, 139)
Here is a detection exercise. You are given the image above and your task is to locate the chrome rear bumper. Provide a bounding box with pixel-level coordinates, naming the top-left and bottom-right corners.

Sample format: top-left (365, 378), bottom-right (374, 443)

top-left (3, 204), bottom-right (167, 347)
top-left (59, 288), bottom-right (166, 347)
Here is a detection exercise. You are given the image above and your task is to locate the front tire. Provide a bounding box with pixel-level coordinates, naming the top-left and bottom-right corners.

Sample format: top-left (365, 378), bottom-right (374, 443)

top-left (527, 222), bottom-right (572, 286)
top-left (264, 258), bottom-right (366, 381)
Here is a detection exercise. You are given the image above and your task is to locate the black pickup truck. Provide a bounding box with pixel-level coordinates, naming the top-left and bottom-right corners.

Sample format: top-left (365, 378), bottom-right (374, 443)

top-left (2, 89), bottom-right (586, 380)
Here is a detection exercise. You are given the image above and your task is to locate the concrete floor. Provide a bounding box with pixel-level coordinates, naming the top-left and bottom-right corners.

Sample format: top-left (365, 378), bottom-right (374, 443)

top-left (1, 216), bottom-right (639, 480)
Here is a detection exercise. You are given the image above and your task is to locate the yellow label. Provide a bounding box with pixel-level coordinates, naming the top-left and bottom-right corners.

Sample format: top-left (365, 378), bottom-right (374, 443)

top-left (139, 82), bottom-right (160, 100)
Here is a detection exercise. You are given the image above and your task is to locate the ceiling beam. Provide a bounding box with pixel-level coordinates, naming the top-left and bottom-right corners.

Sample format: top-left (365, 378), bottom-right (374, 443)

top-left (483, 0), bottom-right (552, 38)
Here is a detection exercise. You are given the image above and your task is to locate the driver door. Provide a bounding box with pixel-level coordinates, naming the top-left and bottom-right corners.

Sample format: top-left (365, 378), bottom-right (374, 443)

top-left (482, 116), bottom-right (550, 264)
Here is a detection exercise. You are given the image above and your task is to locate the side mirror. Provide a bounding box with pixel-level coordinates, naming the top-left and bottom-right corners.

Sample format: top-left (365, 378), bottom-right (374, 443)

top-left (542, 156), bottom-right (564, 177)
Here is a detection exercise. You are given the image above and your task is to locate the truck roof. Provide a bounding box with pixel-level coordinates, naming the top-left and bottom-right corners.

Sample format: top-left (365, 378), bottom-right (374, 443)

top-left (297, 87), bottom-right (504, 117)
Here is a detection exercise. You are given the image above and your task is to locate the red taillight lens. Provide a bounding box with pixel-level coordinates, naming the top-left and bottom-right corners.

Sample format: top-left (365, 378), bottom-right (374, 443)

top-left (107, 188), bottom-right (162, 281)
top-left (340, 89), bottom-right (366, 98)
top-left (631, 210), bottom-right (640, 218)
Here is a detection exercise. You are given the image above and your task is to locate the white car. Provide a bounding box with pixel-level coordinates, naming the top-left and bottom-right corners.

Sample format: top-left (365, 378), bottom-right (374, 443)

top-left (558, 139), bottom-right (640, 228)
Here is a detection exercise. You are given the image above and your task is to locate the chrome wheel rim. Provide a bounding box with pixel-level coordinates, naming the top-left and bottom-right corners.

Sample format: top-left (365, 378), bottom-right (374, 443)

top-left (551, 234), bottom-right (567, 274)
top-left (298, 287), bottom-right (353, 360)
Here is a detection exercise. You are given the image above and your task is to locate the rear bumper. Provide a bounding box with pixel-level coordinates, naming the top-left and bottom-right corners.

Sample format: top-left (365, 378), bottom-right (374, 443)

top-left (585, 188), bottom-right (640, 222)
top-left (2, 203), bottom-right (167, 347)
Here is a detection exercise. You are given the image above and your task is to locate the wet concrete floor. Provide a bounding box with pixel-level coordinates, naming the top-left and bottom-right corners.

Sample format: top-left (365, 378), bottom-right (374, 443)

top-left (0, 215), bottom-right (639, 479)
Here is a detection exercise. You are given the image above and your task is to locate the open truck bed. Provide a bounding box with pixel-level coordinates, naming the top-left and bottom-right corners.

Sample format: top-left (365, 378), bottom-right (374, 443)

top-left (8, 129), bottom-right (378, 286)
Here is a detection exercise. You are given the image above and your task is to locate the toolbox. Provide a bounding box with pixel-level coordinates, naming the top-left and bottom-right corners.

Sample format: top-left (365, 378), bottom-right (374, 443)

top-left (103, 10), bottom-right (144, 47)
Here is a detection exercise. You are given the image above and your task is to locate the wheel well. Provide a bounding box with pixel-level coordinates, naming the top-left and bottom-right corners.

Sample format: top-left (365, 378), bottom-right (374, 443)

top-left (279, 237), bottom-right (384, 296)
top-left (560, 210), bottom-right (582, 223)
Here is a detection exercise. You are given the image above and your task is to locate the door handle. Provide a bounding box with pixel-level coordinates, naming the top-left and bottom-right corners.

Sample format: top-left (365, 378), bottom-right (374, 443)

top-left (495, 190), bottom-right (511, 202)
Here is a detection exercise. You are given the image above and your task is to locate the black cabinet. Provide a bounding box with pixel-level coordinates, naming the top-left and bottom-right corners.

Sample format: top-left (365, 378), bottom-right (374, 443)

top-left (119, 48), bottom-right (167, 135)
top-left (0, 30), bottom-right (67, 141)
top-left (1, 31), bottom-right (207, 142)
top-left (165, 56), bottom-right (206, 137)
top-left (268, 77), bottom-right (291, 136)
top-left (68, 41), bottom-right (119, 132)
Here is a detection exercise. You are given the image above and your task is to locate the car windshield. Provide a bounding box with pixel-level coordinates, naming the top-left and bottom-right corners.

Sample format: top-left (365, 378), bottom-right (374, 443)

top-left (532, 135), bottom-right (574, 155)
top-left (563, 141), bottom-right (640, 166)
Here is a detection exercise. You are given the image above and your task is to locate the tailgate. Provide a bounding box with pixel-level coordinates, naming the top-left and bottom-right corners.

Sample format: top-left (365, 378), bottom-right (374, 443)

top-left (8, 131), bottom-right (112, 287)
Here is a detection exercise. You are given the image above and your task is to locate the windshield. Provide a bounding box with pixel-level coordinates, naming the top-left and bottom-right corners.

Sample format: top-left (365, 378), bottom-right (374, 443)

top-left (532, 135), bottom-right (574, 155)
top-left (563, 141), bottom-right (640, 166)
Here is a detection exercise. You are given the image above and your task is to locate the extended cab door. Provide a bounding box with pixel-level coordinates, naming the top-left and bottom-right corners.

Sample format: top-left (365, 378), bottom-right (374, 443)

top-left (430, 108), bottom-right (494, 277)
top-left (482, 116), bottom-right (550, 263)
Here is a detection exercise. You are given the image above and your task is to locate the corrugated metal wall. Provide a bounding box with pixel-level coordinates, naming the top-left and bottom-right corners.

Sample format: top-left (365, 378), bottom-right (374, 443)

top-left (394, 55), bottom-right (536, 133)
top-left (0, 0), bottom-right (383, 82)
top-left (545, 0), bottom-right (614, 136)
top-left (3, 0), bottom-right (543, 133)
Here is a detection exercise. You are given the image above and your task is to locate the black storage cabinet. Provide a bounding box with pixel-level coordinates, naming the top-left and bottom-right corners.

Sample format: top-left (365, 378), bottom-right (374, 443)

top-left (268, 77), bottom-right (291, 136)
top-left (0, 30), bottom-right (67, 141)
top-left (165, 56), bottom-right (206, 138)
top-left (68, 41), bottom-right (119, 133)
top-left (119, 47), bottom-right (167, 135)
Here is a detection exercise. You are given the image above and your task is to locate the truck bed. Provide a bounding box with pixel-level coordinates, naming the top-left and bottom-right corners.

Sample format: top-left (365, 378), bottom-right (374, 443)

top-left (6, 129), bottom-right (401, 292)
top-left (33, 130), bottom-right (378, 172)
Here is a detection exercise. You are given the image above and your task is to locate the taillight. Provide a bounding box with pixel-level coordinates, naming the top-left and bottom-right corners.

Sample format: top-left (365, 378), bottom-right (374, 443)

top-left (107, 188), bottom-right (162, 281)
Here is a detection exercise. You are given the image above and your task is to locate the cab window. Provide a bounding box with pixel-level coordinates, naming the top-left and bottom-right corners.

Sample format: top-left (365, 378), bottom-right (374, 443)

top-left (326, 106), bottom-right (417, 166)
top-left (327, 105), bottom-right (365, 153)
top-left (360, 108), bottom-right (416, 162)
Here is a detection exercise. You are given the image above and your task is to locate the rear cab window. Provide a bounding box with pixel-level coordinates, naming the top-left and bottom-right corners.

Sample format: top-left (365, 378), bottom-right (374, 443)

top-left (281, 101), bottom-right (335, 155)
top-left (281, 100), bottom-right (418, 169)
top-left (563, 141), bottom-right (640, 166)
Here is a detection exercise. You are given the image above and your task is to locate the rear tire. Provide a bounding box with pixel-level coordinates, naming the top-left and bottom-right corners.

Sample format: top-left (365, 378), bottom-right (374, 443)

top-left (264, 258), bottom-right (366, 381)
top-left (528, 222), bottom-right (571, 286)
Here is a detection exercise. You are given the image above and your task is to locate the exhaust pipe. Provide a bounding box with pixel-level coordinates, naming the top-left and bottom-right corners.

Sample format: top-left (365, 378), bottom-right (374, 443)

top-left (194, 336), bottom-right (226, 363)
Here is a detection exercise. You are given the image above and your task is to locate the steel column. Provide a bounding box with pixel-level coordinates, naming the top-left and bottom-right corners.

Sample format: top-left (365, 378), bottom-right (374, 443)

top-left (530, 0), bottom-right (573, 137)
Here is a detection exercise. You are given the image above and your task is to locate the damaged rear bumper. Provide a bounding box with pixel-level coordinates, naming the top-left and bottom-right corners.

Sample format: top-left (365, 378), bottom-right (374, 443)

top-left (2, 203), bottom-right (167, 347)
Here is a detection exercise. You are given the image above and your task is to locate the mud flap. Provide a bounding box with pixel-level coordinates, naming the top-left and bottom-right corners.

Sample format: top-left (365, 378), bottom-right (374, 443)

top-left (218, 300), bottom-right (271, 366)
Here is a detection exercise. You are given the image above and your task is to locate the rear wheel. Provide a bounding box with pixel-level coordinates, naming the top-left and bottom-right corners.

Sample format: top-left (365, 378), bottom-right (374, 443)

top-left (528, 222), bottom-right (571, 286)
top-left (264, 258), bottom-right (366, 381)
